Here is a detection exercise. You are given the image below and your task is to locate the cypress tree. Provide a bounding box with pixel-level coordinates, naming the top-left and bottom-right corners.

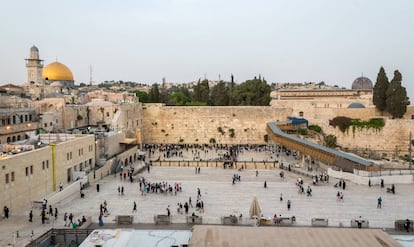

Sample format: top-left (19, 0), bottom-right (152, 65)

top-left (373, 67), bottom-right (389, 112)
top-left (385, 70), bottom-right (408, 118)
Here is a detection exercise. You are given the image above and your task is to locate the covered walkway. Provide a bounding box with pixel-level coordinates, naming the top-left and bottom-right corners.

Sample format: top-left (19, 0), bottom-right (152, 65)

top-left (266, 121), bottom-right (375, 172)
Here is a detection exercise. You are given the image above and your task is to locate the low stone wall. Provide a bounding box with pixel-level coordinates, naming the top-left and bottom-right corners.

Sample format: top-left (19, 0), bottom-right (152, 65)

top-left (44, 177), bottom-right (87, 206)
top-left (150, 160), bottom-right (280, 170)
top-left (328, 168), bottom-right (413, 185)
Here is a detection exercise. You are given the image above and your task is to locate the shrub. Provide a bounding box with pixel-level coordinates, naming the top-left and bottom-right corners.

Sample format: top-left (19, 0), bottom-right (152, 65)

top-left (308, 125), bottom-right (322, 133)
top-left (329, 116), bottom-right (352, 133)
top-left (229, 128), bottom-right (235, 138)
top-left (298, 128), bottom-right (308, 135)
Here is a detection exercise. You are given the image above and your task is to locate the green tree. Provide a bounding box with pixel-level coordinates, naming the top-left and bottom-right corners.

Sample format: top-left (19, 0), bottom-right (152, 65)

top-left (168, 92), bottom-right (191, 106)
top-left (385, 70), bottom-right (409, 118)
top-left (193, 79), bottom-right (210, 104)
top-left (148, 83), bottom-right (160, 103)
top-left (210, 81), bottom-right (229, 106)
top-left (228, 74), bottom-right (236, 105)
top-left (132, 90), bottom-right (149, 103)
top-left (373, 67), bottom-right (389, 112)
top-left (232, 76), bottom-right (271, 105)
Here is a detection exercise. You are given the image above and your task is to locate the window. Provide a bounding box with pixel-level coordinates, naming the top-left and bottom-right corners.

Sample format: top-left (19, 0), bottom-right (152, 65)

top-left (11, 172), bottom-right (14, 182)
top-left (44, 123), bottom-right (47, 127)
top-left (5, 173), bottom-right (9, 184)
top-left (30, 165), bottom-right (33, 175)
top-left (67, 153), bottom-right (70, 160)
top-left (25, 167), bottom-right (29, 176)
top-left (46, 160), bottom-right (49, 169)
top-left (411, 115), bottom-right (414, 119)
top-left (42, 161), bottom-right (45, 170)
top-left (299, 111), bottom-right (304, 117)
top-left (70, 152), bottom-right (72, 159)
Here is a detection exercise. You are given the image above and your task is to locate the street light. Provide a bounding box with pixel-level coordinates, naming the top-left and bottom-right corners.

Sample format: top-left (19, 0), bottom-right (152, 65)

top-left (409, 132), bottom-right (412, 170)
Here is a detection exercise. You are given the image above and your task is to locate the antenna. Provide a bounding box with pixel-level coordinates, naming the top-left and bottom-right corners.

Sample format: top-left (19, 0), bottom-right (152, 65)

top-left (89, 65), bottom-right (93, 86)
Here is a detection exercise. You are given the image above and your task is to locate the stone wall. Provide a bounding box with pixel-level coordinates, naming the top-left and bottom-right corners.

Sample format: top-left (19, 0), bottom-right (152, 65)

top-left (142, 104), bottom-right (414, 157)
top-left (320, 118), bottom-right (414, 157)
top-left (142, 104), bottom-right (292, 144)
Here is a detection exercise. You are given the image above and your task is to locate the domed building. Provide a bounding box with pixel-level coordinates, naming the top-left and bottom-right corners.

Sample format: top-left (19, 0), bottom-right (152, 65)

top-left (348, 102), bottom-right (366, 108)
top-left (24, 46), bottom-right (76, 99)
top-left (352, 76), bottom-right (373, 90)
top-left (42, 61), bottom-right (75, 88)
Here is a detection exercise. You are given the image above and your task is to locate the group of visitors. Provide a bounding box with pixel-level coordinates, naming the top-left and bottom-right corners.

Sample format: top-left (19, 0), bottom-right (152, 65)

top-left (139, 177), bottom-right (183, 195)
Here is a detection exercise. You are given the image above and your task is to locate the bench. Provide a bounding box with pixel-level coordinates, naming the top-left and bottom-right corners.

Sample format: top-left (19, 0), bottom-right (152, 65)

top-left (260, 218), bottom-right (272, 225)
top-left (116, 215), bottom-right (133, 225)
top-left (395, 219), bottom-right (413, 232)
top-left (351, 219), bottom-right (369, 228)
top-left (221, 216), bottom-right (238, 225)
top-left (154, 215), bottom-right (171, 225)
top-left (274, 217), bottom-right (295, 225)
top-left (186, 216), bottom-right (202, 224)
top-left (311, 218), bottom-right (328, 227)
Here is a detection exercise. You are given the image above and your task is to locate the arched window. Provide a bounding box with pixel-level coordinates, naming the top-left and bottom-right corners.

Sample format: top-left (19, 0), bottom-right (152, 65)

top-left (12, 136), bottom-right (16, 142)
top-left (7, 137), bottom-right (10, 143)
top-left (12, 115), bottom-right (16, 124)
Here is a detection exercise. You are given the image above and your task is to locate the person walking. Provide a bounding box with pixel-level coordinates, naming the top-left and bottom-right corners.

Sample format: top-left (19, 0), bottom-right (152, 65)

top-left (63, 212), bottom-right (68, 226)
top-left (49, 205), bottom-right (53, 217)
top-left (54, 208), bottom-right (58, 220)
top-left (166, 205), bottom-right (171, 217)
top-left (29, 210), bottom-right (33, 222)
top-left (132, 201), bottom-right (137, 213)
top-left (264, 180), bottom-right (267, 188)
top-left (287, 200), bottom-right (291, 210)
top-left (280, 193), bottom-right (283, 202)
top-left (377, 196), bottom-right (382, 208)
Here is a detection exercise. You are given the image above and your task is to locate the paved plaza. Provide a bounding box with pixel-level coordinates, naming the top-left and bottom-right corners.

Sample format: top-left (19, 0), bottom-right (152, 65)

top-left (1, 149), bottom-right (414, 246)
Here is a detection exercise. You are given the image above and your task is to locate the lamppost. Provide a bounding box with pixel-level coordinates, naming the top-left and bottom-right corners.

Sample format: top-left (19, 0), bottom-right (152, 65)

top-left (409, 132), bottom-right (412, 170)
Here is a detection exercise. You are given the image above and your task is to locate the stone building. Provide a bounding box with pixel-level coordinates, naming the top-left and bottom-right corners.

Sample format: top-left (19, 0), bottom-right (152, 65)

top-left (0, 134), bottom-right (95, 213)
top-left (0, 95), bottom-right (39, 144)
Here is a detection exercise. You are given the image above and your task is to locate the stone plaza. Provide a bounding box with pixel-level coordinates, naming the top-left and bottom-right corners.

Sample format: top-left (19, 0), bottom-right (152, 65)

top-left (1, 148), bottom-right (414, 246)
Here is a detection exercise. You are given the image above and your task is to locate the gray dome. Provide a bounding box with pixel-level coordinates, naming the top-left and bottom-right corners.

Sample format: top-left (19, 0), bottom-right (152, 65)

top-left (352, 76), bottom-right (373, 90)
top-left (30, 45), bottom-right (39, 52)
top-left (348, 102), bottom-right (365, 108)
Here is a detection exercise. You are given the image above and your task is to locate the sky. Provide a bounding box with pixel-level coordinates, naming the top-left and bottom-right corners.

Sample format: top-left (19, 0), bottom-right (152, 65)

top-left (1, 0), bottom-right (413, 101)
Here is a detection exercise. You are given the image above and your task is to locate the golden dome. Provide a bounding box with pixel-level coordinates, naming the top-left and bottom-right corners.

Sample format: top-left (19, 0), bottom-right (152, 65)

top-left (42, 61), bottom-right (74, 81)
